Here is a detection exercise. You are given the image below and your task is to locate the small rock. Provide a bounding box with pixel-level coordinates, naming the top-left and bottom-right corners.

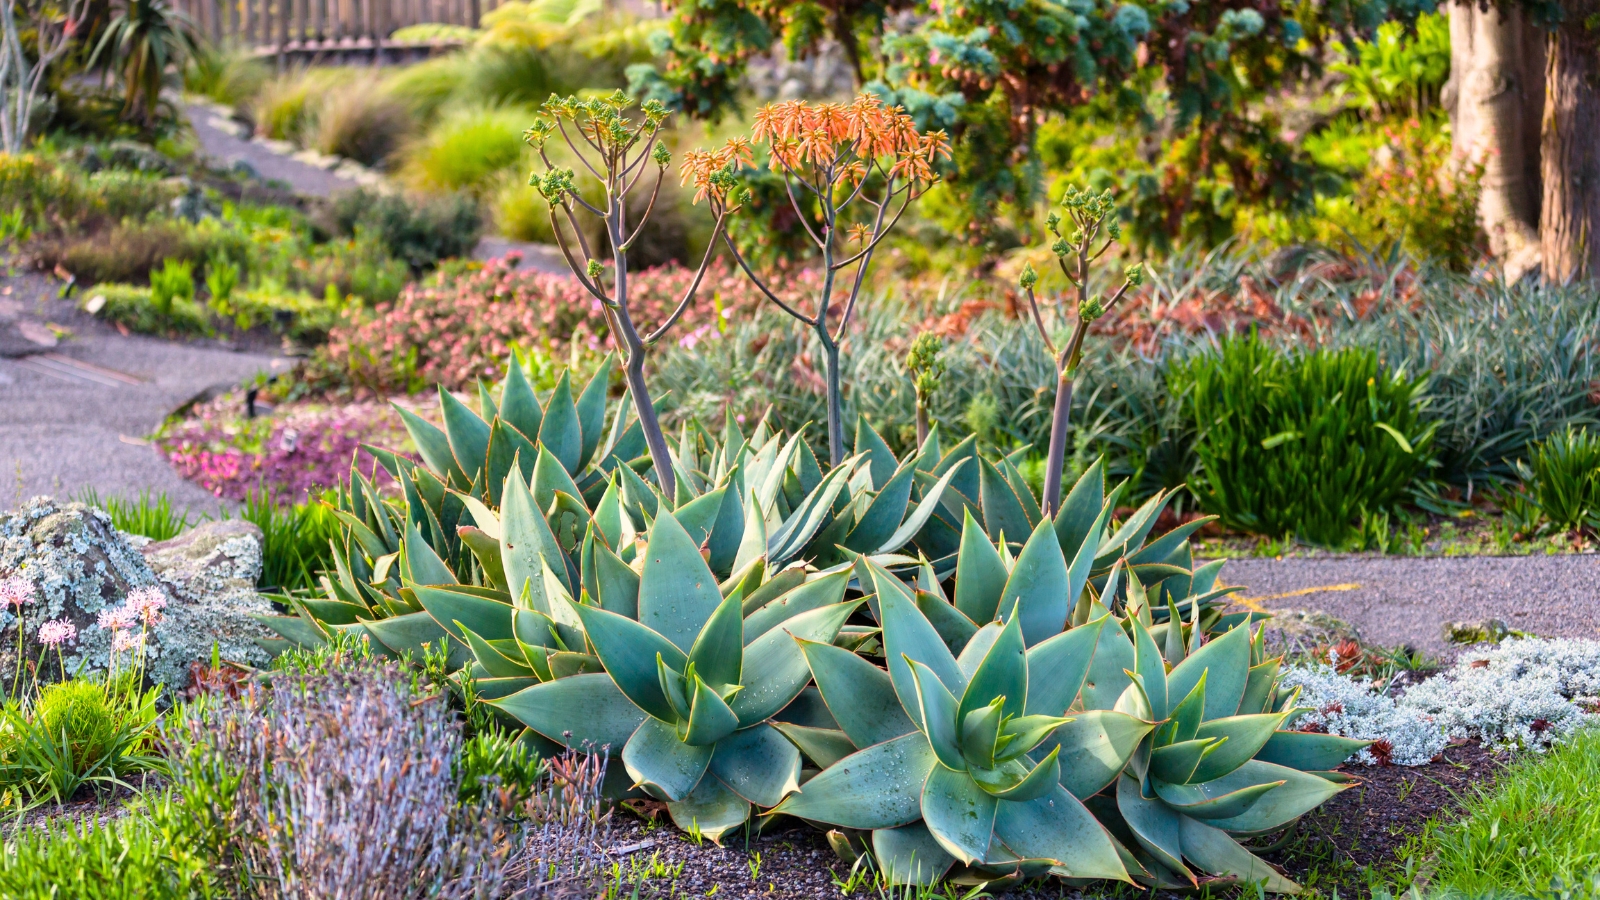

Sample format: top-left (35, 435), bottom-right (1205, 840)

top-left (229, 158), bottom-right (261, 181)
top-left (17, 321), bottom-right (57, 346)
top-left (84, 294), bottom-right (106, 315)
top-left (1442, 618), bottom-right (1521, 645)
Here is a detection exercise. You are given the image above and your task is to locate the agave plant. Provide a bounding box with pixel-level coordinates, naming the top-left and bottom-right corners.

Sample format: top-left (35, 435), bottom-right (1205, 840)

top-left (490, 508), bottom-right (863, 839)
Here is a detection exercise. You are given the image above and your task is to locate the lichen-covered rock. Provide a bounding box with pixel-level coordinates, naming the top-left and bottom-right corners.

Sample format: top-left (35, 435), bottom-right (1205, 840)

top-left (0, 498), bottom-right (273, 689)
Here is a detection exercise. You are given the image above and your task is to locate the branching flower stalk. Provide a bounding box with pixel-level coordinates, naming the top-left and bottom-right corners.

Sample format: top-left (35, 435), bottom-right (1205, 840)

top-left (527, 91), bottom-right (743, 498)
top-left (710, 96), bottom-right (950, 465)
top-left (905, 331), bottom-right (945, 446)
top-left (1019, 186), bottom-right (1144, 515)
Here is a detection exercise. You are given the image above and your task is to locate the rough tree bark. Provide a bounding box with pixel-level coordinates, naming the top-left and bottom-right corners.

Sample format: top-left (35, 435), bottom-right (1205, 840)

top-left (1445, 1), bottom-right (1544, 278)
top-left (1539, 5), bottom-right (1600, 284)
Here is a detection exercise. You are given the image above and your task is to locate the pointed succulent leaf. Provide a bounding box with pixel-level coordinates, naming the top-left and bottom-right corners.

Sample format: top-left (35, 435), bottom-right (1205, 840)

top-left (707, 723), bottom-right (801, 807)
top-left (624, 715), bottom-right (712, 801)
top-left (457, 526), bottom-right (507, 590)
top-left (875, 562), bottom-right (965, 726)
top-left (743, 571), bottom-right (849, 644)
top-left (732, 600), bottom-right (861, 728)
top-left (956, 622), bottom-right (1004, 682)
top-left (1254, 731), bottom-right (1369, 771)
top-left (499, 357), bottom-right (543, 440)
top-left (979, 457), bottom-right (1032, 544)
top-left (773, 722), bottom-right (856, 769)
top-left (572, 603), bottom-right (686, 722)
top-left (1116, 775), bottom-right (1189, 880)
top-left (959, 613), bottom-right (1027, 724)
top-left (1129, 616), bottom-right (1168, 720)
top-left (1024, 614), bottom-right (1106, 716)
top-left (593, 541), bottom-right (640, 617)
top-left (1083, 619), bottom-right (1135, 710)
top-left (438, 386), bottom-right (492, 481)
top-left (533, 445), bottom-right (585, 513)
top-left (1177, 816), bottom-right (1300, 893)
top-left (854, 415), bottom-right (899, 489)
top-left (993, 783), bottom-right (1130, 882)
top-left (798, 638), bottom-right (916, 748)
top-left (1160, 671), bottom-right (1207, 746)
top-left (458, 622), bottom-right (534, 677)
top-left (666, 774), bottom-right (749, 844)
top-left (1053, 458), bottom-right (1105, 553)
top-left (874, 824), bottom-right (956, 887)
top-left (770, 732), bottom-right (936, 829)
top-left (842, 460), bottom-right (917, 553)
top-left (1240, 657), bottom-right (1282, 716)
top-left (492, 673), bottom-right (645, 751)
top-left (1149, 738), bottom-right (1219, 785)
top-left (395, 403), bottom-right (466, 486)
top-left (953, 509), bottom-right (1007, 624)
top-left (1150, 778), bottom-right (1281, 821)
top-left (922, 763), bottom-right (998, 864)
top-left (575, 353), bottom-right (613, 469)
top-left (1188, 714), bottom-right (1289, 783)
top-left (980, 745), bottom-right (1061, 801)
top-left (1196, 759), bottom-right (1350, 834)
top-left (638, 510), bottom-right (724, 652)
top-left (539, 371), bottom-right (583, 474)
top-left (686, 592), bottom-right (743, 691)
top-left (502, 463), bottom-right (571, 611)
top-left (1167, 623), bottom-right (1252, 722)
top-left (1035, 710), bottom-right (1153, 800)
top-left (916, 591), bottom-right (979, 657)
top-left (997, 517), bottom-right (1071, 647)
top-left (908, 659), bottom-right (966, 771)
top-left (960, 701), bottom-right (1005, 769)
top-left (683, 675), bottom-right (742, 746)
top-left (414, 585), bottom-right (513, 641)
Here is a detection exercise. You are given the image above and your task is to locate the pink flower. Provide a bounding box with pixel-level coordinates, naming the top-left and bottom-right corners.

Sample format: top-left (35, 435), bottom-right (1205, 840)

top-left (38, 619), bottom-right (76, 647)
top-left (127, 587), bottom-right (167, 626)
top-left (0, 575), bottom-right (36, 608)
top-left (97, 605), bottom-right (139, 631)
top-left (112, 630), bottom-right (145, 654)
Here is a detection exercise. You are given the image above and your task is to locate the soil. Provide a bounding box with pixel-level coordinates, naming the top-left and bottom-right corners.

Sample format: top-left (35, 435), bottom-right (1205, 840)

top-left (1, 777), bottom-right (158, 836)
top-left (590, 743), bottom-right (1509, 899)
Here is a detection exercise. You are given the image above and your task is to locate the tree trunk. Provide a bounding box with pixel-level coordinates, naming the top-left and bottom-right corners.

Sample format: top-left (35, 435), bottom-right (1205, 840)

top-left (1540, 13), bottom-right (1600, 284)
top-left (1446, 1), bottom-right (1544, 276)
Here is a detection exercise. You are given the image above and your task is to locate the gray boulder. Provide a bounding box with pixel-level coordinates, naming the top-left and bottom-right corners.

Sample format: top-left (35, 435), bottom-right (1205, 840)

top-left (0, 498), bottom-right (273, 689)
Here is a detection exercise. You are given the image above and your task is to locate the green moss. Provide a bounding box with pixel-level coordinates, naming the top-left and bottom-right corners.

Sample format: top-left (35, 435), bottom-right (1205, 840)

top-left (34, 680), bottom-right (116, 770)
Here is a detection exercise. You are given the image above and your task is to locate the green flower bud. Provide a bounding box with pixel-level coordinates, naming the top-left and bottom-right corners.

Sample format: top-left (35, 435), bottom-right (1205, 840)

top-left (652, 143), bottom-right (672, 167)
top-left (1019, 262), bottom-right (1038, 290)
top-left (586, 259), bottom-right (603, 280)
top-left (1124, 262), bottom-right (1144, 287)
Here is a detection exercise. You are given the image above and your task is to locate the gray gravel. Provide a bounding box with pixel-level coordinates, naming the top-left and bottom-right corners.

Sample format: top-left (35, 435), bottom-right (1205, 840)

top-left (1218, 553), bottom-right (1600, 655)
top-left (0, 270), bottom-right (283, 514)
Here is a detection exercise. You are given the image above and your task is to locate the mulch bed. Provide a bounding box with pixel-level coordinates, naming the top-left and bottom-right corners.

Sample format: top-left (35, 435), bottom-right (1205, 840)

top-left (593, 743), bottom-right (1510, 899)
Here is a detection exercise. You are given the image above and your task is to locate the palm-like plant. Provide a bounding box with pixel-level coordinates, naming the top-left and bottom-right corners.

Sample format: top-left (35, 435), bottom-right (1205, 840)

top-left (89, 0), bottom-right (201, 125)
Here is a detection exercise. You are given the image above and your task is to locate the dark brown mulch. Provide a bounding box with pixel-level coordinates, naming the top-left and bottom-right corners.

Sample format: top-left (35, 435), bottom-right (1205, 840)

top-left (0, 776), bottom-right (159, 836)
top-left (1261, 741), bottom-right (1510, 895)
top-left (593, 744), bottom-right (1510, 899)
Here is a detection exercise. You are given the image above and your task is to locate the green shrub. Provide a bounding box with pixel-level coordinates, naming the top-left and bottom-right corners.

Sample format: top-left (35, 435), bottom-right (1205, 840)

top-left (457, 723), bottom-right (544, 804)
top-left (490, 167), bottom-right (552, 242)
top-left (49, 219), bottom-right (212, 284)
top-left (184, 43), bottom-right (270, 107)
top-left (389, 22), bottom-right (480, 42)
top-left (83, 283), bottom-right (211, 336)
top-left (33, 681), bottom-right (116, 772)
top-left (402, 105), bottom-right (529, 193)
top-left (149, 258), bottom-right (196, 318)
top-left (83, 169), bottom-right (182, 221)
top-left (1173, 331), bottom-right (1436, 546)
top-left (251, 68), bottom-right (354, 144)
top-left (232, 491), bottom-right (339, 593)
top-left (311, 82), bottom-right (413, 167)
top-left (320, 187), bottom-right (482, 273)
top-left (378, 54), bottom-right (468, 122)
top-left (1518, 427), bottom-right (1600, 533)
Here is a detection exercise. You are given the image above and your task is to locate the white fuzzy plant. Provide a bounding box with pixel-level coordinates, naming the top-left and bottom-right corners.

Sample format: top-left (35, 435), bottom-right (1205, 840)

top-left (1282, 637), bottom-right (1600, 766)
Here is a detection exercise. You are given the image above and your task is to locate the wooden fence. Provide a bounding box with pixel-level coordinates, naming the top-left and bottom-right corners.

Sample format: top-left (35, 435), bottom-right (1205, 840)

top-left (173, 0), bottom-right (516, 61)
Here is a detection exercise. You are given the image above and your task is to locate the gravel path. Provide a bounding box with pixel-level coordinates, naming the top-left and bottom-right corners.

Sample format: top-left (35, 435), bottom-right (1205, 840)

top-left (0, 270), bottom-right (283, 513)
top-left (184, 104), bottom-right (569, 274)
top-left (1219, 553), bottom-right (1600, 655)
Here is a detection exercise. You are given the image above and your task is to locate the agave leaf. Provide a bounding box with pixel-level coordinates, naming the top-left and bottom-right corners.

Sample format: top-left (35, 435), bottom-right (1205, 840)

top-left (403, 520), bottom-right (456, 587)
top-left (674, 485), bottom-right (727, 550)
top-left (997, 518), bottom-right (1071, 648)
top-left (624, 715), bottom-right (713, 801)
top-left (708, 723), bottom-right (801, 807)
top-left (493, 673), bottom-right (645, 752)
top-left (593, 541), bottom-right (640, 618)
top-left (683, 676), bottom-right (741, 746)
top-left (917, 591), bottom-right (980, 657)
top-left (877, 564), bottom-right (966, 727)
top-left (548, 650), bottom-right (602, 678)
top-left (502, 463), bottom-right (571, 612)
top-left (842, 460), bottom-right (917, 553)
top-left (798, 639), bottom-right (916, 748)
top-left (993, 783), bottom-right (1130, 882)
top-left (769, 460), bottom-right (857, 564)
top-left (575, 353), bottom-right (614, 470)
top-left (1097, 489), bottom-right (1175, 563)
top-left (1195, 760), bottom-right (1348, 834)
top-left (744, 571), bottom-right (850, 644)
top-left (1149, 739), bottom-right (1218, 785)
top-left (1240, 657), bottom-right (1282, 716)
top-left (414, 585), bottom-right (513, 641)
top-left (1188, 714), bottom-right (1289, 783)
top-left (459, 622), bottom-right (534, 677)
top-left (979, 745), bottom-right (1060, 801)
top-left (957, 622), bottom-right (1004, 682)
top-left (1065, 499), bottom-right (1117, 617)
top-left (874, 823), bottom-right (956, 887)
top-left (1167, 623), bottom-right (1252, 722)
top-left (533, 445), bottom-right (585, 513)
top-left (356, 610), bottom-right (452, 660)
top-left (732, 600), bottom-right (861, 727)
top-left (1053, 458), bottom-right (1105, 555)
top-left (687, 592), bottom-right (744, 691)
top-left (592, 478), bottom-right (626, 548)
top-left (1128, 617), bottom-right (1168, 720)
top-left (922, 763), bottom-right (998, 864)
top-left (959, 614), bottom-right (1027, 723)
top-left (499, 358), bottom-right (543, 441)
top-left (539, 371), bottom-right (583, 474)
top-left (1160, 672), bottom-right (1207, 746)
top-left (457, 526), bottom-right (507, 590)
top-left (1176, 816), bottom-right (1300, 893)
top-left (909, 660), bottom-right (966, 771)
top-left (1116, 775), bottom-right (1189, 880)
top-left (739, 567), bottom-right (806, 616)
top-left (297, 597), bottom-right (366, 626)
top-left (706, 483), bottom-right (746, 573)
top-left (1082, 610), bottom-right (1136, 710)
top-left (439, 386), bottom-right (492, 481)
top-left (666, 770), bottom-right (750, 844)
top-left (395, 403), bottom-right (466, 487)
top-left (772, 723), bottom-right (856, 769)
top-left (638, 510), bottom-right (725, 652)
top-left (571, 603), bottom-right (687, 722)
top-left (998, 456), bottom-right (1043, 528)
top-left (1254, 731), bottom-right (1369, 771)
top-left (979, 457), bottom-right (1033, 545)
top-left (880, 460), bottom-right (968, 556)
top-left (1150, 778), bottom-right (1281, 821)
top-left (770, 732), bottom-right (936, 829)
top-left (1024, 615), bottom-right (1106, 717)
top-left (854, 416), bottom-right (899, 489)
